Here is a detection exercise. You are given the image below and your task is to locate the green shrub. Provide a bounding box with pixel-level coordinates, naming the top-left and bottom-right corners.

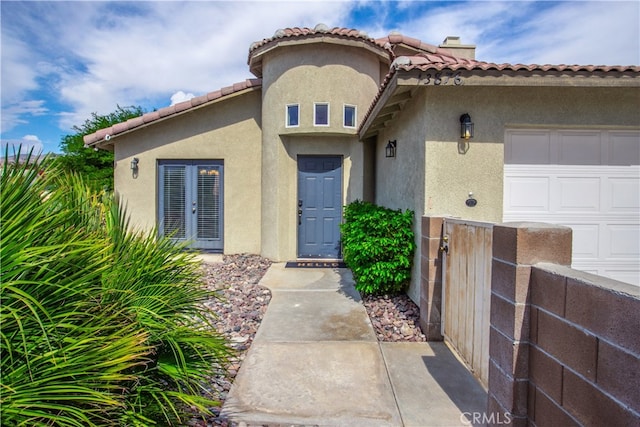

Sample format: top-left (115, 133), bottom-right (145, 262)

top-left (1, 150), bottom-right (230, 426)
top-left (340, 200), bottom-right (416, 295)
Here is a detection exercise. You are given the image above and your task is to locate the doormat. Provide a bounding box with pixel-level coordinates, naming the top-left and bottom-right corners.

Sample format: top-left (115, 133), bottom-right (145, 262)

top-left (285, 261), bottom-right (347, 268)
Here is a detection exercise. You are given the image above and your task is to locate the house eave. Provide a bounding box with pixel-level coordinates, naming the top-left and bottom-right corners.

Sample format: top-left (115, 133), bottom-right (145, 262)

top-left (86, 84), bottom-right (262, 150)
top-left (359, 67), bottom-right (640, 139)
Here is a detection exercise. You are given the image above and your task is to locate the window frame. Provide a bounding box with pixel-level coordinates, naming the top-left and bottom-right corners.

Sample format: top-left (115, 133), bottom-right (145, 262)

top-left (343, 104), bottom-right (357, 128)
top-left (314, 102), bottom-right (330, 127)
top-left (286, 103), bottom-right (300, 128)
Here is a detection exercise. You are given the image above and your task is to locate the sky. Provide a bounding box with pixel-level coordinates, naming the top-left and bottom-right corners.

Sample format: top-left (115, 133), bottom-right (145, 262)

top-left (1, 0), bottom-right (639, 154)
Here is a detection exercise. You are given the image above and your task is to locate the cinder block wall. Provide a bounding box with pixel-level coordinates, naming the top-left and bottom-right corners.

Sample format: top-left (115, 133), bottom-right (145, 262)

top-left (486, 222), bottom-right (640, 426)
top-left (527, 265), bottom-right (640, 426)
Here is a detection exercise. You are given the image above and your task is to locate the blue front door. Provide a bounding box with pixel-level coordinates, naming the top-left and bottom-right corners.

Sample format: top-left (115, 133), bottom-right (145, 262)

top-left (297, 156), bottom-right (342, 259)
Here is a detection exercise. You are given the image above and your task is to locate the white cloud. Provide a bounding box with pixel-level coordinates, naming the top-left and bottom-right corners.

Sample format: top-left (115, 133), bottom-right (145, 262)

top-left (1, 135), bottom-right (44, 155)
top-left (387, 1), bottom-right (639, 65)
top-left (170, 91), bottom-right (196, 106)
top-left (1, 100), bottom-right (48, 133)
top-left (40, 1), bottom-right (353, 129)
top-left (0, 35), bottom-right (40, 104)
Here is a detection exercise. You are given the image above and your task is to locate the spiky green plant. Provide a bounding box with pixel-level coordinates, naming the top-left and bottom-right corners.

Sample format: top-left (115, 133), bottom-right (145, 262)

top-left (1, 149), bottom-right (230, 426)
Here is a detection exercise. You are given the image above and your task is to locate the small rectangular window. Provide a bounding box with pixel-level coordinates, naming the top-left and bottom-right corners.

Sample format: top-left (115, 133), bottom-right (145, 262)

top-left (286, 104), bottom-right (299, 127)
top-left (344, 105), bottom-right (356, 128)
top-left (314, 103), bottom-right (329, 126)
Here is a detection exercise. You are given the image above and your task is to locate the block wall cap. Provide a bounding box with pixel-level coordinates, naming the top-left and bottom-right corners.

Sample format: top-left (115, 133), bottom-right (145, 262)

top-left (535, 263), bottom-right (640, 298)
top-left (499, 222), bottom-right (573, 232)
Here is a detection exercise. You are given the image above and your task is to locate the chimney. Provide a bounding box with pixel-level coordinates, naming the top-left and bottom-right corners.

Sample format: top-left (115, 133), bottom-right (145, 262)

top-left (439, 36), bottom-right (476, 60)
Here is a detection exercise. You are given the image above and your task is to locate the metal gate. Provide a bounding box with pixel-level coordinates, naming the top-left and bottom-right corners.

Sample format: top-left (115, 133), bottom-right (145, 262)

top-left (441, 218), bottom-right (493, 388)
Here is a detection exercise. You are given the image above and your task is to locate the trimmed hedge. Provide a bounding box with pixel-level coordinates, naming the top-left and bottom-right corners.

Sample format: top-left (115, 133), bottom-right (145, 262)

top-left (340, 201), bottom-right (416, 295)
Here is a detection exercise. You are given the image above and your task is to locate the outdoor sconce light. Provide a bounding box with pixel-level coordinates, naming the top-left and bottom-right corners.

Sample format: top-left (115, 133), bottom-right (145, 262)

top-left (130, 157), bottom-right (139, 171)
top-left (386, 140), bottom-right (397, 158)
top-left (459, 113), bottom-right (474, 140)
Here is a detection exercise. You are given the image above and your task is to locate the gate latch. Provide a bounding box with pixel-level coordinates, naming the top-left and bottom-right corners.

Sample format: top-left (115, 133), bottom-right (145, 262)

top-left (439, 235), bottom-right (449, 254)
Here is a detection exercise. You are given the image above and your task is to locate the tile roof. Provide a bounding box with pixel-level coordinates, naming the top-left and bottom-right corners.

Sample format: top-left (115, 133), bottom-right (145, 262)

top-left (249, 24), bottom-right (388, 54)
top-left (390, 54), bottom-right (640, 73)
top-left (83, 78), bottom-right (262, 146)
top-left (247, 26), bottom-right (451, 73)
top-left (248, 24), bottom-right (393, 77)
top-left (359, 53), bottom-right (640, 137)
top-left (375, 32), bottom-right (441, 55)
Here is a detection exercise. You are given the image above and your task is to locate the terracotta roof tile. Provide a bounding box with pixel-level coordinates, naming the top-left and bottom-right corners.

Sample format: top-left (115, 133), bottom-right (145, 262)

top-left (390, 53), bottom-right (640, 73)
top-left (247, 25), bottom-right (394, 76)
top-left (207, 90), bottom-right (222, 101)
top-left (142, 111), bottom-right (160, 123)
top-left (83, 78), bottom-right (262, 146)
top-left (190, 94), bottom-right (208, 107)
top-left (376, 33), bottom-right (440, 54)
top-left (249, 24), bottom-right (384, 53)
top-left (360, 53), bottom-right (640, 136)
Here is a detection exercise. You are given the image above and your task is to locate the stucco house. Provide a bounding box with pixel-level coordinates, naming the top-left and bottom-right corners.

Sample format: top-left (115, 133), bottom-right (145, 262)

top-left (85, 25), bottom-right (640, 300)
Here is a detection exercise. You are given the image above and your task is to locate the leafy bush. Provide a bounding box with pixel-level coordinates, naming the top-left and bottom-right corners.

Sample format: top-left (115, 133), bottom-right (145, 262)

top-left (340, 200), bottom-right (416, 295)
top-left (1, 150), bottom-right (230, 426)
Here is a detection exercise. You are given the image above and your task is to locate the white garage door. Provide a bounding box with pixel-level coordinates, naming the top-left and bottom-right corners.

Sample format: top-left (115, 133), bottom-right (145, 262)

top-left (504, 129), bottom-right (640, 286)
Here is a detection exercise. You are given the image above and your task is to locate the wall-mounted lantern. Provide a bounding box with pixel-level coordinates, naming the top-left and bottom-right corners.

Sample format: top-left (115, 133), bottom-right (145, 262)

top-left (385, 140), bottom-right (397, 158)
top-left (459, 113), bottom-right (474, 140)
top-left (130, 157), bottom-right (139, 171)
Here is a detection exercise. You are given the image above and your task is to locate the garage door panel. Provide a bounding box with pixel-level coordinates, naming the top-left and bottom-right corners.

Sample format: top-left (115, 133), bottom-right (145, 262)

top-left (505, 176), bottom-right (550, 211)
top-left (608, 224), bottom-right (640, 258)
top-left (608, 177), bottom-right (640, 211)
top-left (609, 132), bottom-right (640, 166)
top-left (569, 224), bottom-right (601, 259)
top-left (558, 131), bottom-right (602, 165)
top-left (505, 129), bottom-right (640, 286)
top-left (507, 131), bottom-right (552, 164)
top-left (555, 176), bottom-right (601, 212)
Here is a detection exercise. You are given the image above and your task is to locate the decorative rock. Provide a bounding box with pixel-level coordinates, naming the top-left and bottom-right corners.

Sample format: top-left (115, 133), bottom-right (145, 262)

top-left (362, 294), bottom-right (426, 342)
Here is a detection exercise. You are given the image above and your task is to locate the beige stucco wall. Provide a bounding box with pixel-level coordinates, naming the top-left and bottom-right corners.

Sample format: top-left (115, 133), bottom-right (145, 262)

top-left (113, 90), bottom-right (262, 254)
top-left (375, 84), bottom-right (640, 303)
top-left (374, 91), bottom-right (429, 304)
top-left (259, 42), bottom-right (383, 260)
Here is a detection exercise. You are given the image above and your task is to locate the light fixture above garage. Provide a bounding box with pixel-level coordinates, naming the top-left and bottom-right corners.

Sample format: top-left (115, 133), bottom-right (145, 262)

top-left (130, 157), bottom-right (139, 171)
top-left (460, 113), bottom-right (474, 140)
top-left (386, 140), bottom-right (397, 158)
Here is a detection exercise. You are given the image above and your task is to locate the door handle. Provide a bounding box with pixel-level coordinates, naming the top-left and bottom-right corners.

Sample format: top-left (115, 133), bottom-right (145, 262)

top-left (298, 209), bottom-right (303, 225)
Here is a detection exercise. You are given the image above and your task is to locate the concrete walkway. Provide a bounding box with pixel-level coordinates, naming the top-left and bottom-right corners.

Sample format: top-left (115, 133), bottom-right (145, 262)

top-left (221, 264), bottom-right (487, 426)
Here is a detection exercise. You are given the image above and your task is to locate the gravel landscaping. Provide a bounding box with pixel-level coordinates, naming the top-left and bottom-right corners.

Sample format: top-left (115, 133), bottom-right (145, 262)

top-left (195, 253), bottom-right (425, 426)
